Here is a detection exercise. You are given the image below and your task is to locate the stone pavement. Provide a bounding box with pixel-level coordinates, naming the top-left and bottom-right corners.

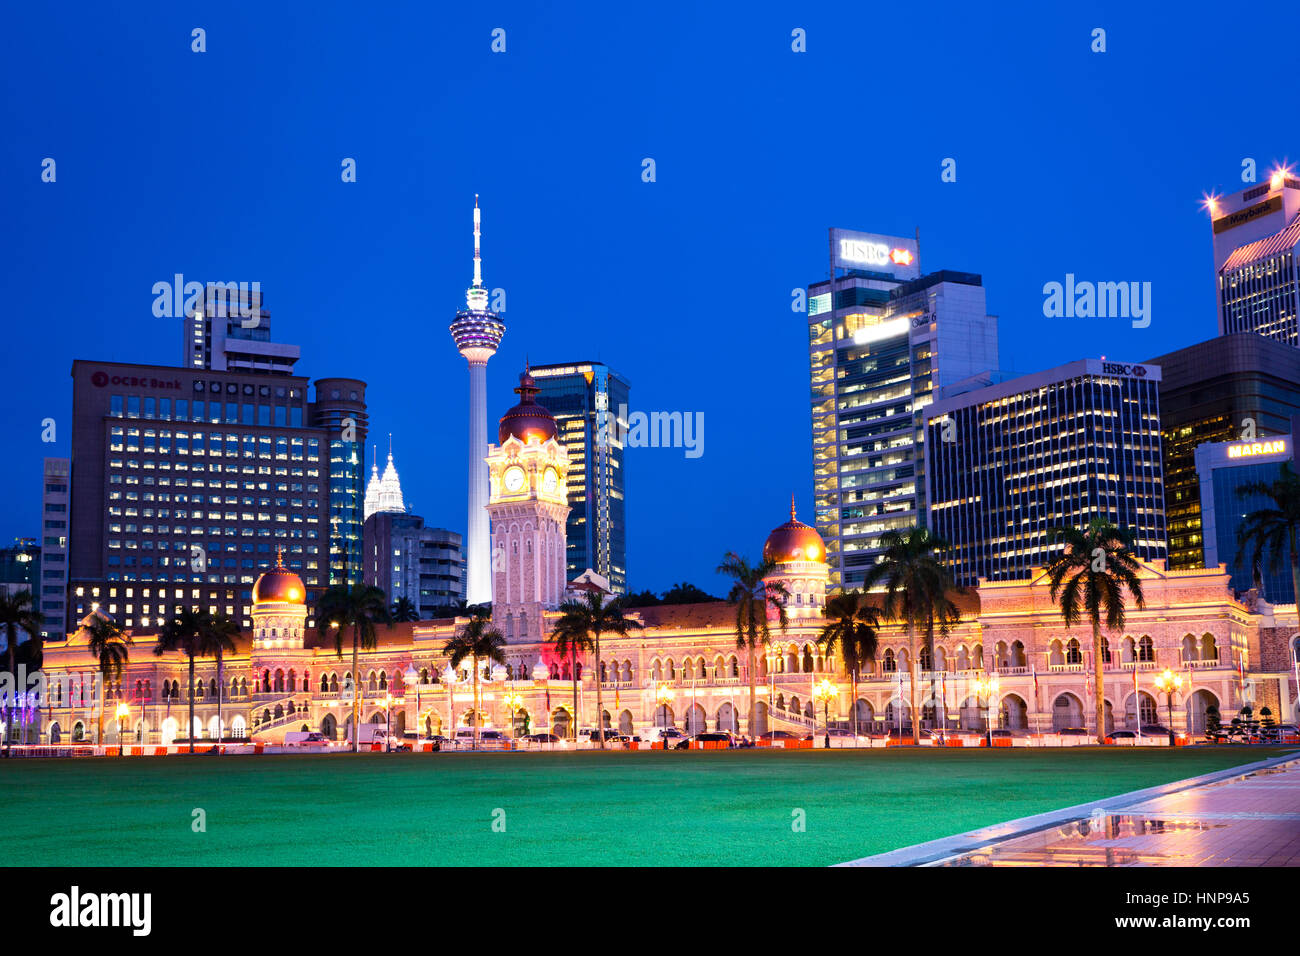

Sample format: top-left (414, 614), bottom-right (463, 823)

top-left (841, 751), bottom-right (1300, 867)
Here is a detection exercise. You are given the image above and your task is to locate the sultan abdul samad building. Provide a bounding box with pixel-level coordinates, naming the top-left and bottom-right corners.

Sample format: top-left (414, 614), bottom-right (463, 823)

top-left (32, 371), bottom-right (1300, 746)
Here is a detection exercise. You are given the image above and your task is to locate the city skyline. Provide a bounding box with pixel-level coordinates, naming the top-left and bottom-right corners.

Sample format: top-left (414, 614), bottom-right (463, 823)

top-left (5, 4), bottom-right (1299, 596)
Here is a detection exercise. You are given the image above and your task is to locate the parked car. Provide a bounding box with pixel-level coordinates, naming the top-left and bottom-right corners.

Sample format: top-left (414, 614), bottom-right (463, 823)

top-left (284, 731), bottom-right (330, 748)
top-left (641, 727), bottom-right (689, 746)
top-left (1139, 724), bottom-right (1171, 737)
top-left (521, 733), bottom-right (566, 746)
top-left (1058, 727), bottom-right (1089, 736)
top-left (688, 731), bottom-right (735, 748)
top-left (757, 730), bottom-right (799, 740)
top-left (1108, 730), bottom-right (1138, 741)
top-left (990, 729), bottom-right (1013, 739)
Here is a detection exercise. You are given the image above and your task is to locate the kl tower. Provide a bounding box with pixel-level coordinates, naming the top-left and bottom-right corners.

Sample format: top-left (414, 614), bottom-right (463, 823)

top-left (449, 196), bottom-right (505, 607)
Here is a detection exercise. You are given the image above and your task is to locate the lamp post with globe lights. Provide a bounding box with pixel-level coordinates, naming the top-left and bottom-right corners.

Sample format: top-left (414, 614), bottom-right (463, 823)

top-left (442, 665), bottom-right (457, 746)
top-left (1154, 669), bottom-right (1182, 747)
top-left (115, 702), bottom-right (130, 755)
top-left (656, 684), bottom-right (674, 749)
top-left (380, 692), bottom-right (394, 751)
top-left (974, 673), bottom-right (999, 748)
top-left (502, 690), bottom-right (524, 741)
top-left (814, 678), bottom-right (836, 749)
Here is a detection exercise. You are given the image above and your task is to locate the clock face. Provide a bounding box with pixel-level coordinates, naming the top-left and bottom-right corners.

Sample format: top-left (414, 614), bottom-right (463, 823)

top-left (503, 466), bottom-right (526, 493)
top-left (542, 467), bottom-right (559, 494)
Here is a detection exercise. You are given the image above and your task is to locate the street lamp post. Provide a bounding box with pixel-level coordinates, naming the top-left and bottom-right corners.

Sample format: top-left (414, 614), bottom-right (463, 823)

top-left (656, 684), bottom-right (674, 749)
top-left (502, 691), bottom-right (523, 742)
top-left (381, 692), bottom-right (393, 751)
top-left (814, 678), bottom-right (836, 749)
top-left (403, 666), bottom-right (420, 741)
top-left (1153, 669), bottom-right (1183, 748)
top-left (115, 702), bottom-right (130, 756)
top-left (974, 674), bottom-right (999, 748)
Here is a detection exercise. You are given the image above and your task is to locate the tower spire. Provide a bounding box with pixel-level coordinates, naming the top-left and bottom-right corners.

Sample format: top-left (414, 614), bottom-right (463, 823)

top-left (465, 196), bottom-right (490, 312)
top-left (791, 494), bottom-right (797, 521)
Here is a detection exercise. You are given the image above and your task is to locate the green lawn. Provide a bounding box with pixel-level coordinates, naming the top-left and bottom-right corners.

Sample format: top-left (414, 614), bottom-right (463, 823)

top-left (0, 747), bottom-right (1291, 866)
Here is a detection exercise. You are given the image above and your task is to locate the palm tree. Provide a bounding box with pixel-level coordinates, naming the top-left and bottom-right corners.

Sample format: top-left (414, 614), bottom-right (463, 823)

top-left (84, 614), bottom-right (132, 748)
top-left (863, 528), bottom-right (961, 745)
top-left (816, 592), bottom-right (880, 739)
top-left (549, 590), bottom-right (644, 746)
top-left (443, 609), bottom-right (505, 749)
top-left (1045, 518), bottom-right (1146, 745)
top-left (155, 609), bottom-right (207, 754)
top-left (390, 596), bottom-right (419, 622)
top-left (1235, 461), bottom-right (1300, 607)
top-left (201, 614), bottom-right (239, 750)
top-left (717, 553), bottom-right (788, 737)
top-left (316, 583), bottom-right (392, 753)
top-left (0, 590), bottom-right (44, 754)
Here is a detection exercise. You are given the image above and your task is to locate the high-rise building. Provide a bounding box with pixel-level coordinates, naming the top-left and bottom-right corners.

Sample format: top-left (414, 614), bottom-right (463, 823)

top-left (807, 228), bottom-right (999, 590)
top-left (1195, 435), bottom-right (1295, 603)
top-left (926, 358), bottom-right (1167, 587)
top-left (528, 361), bottom-right (629, 592)
top-left (0, 538), bottom-right (40, 593)
top-left (1147, 334), bottom-right (1300, 570)
top-left (182, 284), bottom-right (301, 374)
top-left (449, 197), bottom-right (505, 607)
top-left (363, 440), bottom-right (406, 521)
top-left (66, 360), bottom-right (367, 631)
top-left (1210, 169), bottom-right (1300, 345)
top-left (363, 513), bottom-right (465, 615)
top-left (38, 458), bottom-right (69, 639)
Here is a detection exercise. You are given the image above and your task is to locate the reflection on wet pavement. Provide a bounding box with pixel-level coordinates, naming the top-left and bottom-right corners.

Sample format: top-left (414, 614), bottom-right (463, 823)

top-left (934, 761), bottom-right (1300, 867)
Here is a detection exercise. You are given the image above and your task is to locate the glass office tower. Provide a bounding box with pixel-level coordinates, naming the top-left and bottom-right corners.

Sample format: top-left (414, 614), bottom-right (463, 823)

top-left (529, 362), bottom-right (629, 593)
top-left (807, 228), bottom-right (998, 590)
top-left (926, 358), bottom-right (1167, 587)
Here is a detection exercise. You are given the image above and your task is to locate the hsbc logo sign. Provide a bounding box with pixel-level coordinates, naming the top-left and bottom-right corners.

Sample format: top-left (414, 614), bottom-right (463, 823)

top-left (90, 371), bottom-right (182, 390)
top-left (1100, 362), bottom-right (1147, 377)
top-left (839, 239), bottom-right (913, 268)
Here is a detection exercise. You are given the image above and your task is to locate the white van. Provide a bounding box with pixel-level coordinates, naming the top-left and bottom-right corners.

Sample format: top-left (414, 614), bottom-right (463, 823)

top-left (284, 731), bottom-right (330, 749)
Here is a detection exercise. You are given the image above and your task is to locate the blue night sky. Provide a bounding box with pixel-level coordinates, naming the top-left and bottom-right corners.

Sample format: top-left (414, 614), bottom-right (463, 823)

top-left (2, 2), bottom-right (1294, 595)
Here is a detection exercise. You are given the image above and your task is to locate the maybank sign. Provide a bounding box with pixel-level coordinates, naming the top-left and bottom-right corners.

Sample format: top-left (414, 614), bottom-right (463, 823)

top-left (1226, 439), bottom-right (1287, 460)
top-left (831, 229), bottom-right (920, 280)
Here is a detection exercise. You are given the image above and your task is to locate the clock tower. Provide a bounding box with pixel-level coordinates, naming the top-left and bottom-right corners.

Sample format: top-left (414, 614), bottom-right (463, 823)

top-left (486, 368), bottom-right (571, 644)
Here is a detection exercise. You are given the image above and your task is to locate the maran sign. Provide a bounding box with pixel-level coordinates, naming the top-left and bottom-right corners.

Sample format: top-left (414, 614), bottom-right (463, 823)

top-left (1226, 439), bottom-right (1287, 460)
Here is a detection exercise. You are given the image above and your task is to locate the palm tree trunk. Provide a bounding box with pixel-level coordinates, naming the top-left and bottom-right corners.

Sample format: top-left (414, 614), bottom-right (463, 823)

top-left (571, 644), bottom-right (578, 740)
top-left (472, 655), bottom-right (480, 750)
top-left (1093, 619), bottom-right (1106, 745)
top-left (851, 671), bottom-right (858, 743)
top-left (5, 638), bottom-right (14, 756)
top-left (1289, 528), bottom-right (1300, 621)
top-left (594, 630), bottom-right (605, 748)
top-left (908, 620), bottom-right (920, 745)
top-left (748, 635), bottom-right (758, 737)
top-left (187, 657), bottom-right (196, 754)
top-left (216, 651), bottom-right (223, 755)
top-left (352, 628), bottom-right (360, 754)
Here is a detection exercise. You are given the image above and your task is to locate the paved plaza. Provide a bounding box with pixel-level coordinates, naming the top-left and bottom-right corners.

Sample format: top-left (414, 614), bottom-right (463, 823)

top-left (844, 751), bottom-right (1300, 867)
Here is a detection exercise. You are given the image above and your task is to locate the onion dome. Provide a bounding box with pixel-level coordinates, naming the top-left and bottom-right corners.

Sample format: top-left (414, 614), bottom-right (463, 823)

top-left (252, 548), bottom-right (306, 605)
top-left (498, 367), bottom-right (558, 444)
top-left (763, 498), bottom-right (826, 564)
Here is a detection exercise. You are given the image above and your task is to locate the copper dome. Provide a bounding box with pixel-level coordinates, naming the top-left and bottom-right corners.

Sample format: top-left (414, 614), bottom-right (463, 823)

top-left (498, 368), bottom-right (558, 445)
top-left (252, 550), bottom-right (306, 605)
top-left (763, 500), bottom-right (826, 564)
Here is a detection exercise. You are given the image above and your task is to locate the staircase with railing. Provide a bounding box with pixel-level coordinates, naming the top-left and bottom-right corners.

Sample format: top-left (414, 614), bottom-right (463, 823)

top-left (250, 697), bottom-right (311, 736)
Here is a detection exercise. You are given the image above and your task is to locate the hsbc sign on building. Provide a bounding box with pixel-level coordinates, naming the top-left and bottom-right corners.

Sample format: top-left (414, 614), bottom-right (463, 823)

top-left (830, 228), bottom-right (920, 281)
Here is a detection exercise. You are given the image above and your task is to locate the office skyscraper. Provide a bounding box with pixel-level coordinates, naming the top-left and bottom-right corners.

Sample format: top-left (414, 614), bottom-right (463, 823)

top-left (1147, 333), bottom-right (1300, 570)
top-left (926, 358), bottom-right (1167, 587)
top-left (1210, 168), bottom-right (1300, 345)
top-left (449, 197), bottom-right (505, 606)
top-left (182, 284), bottom-right (301, 374)
top-left (38, 458), bottom-right (70, 639)
top-left (807, 228), bottom-right (998, 590)
top-left (528, 361), bottom-right (630, 592)
top-left (363, 513), bottom-right (465, 615)
top-left (67, 361), bottom-right (367, 631)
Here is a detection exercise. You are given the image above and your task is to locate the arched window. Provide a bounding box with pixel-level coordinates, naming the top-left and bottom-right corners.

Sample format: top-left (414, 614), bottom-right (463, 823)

top-left (1065, 638), bottom-right (1082, 664)
top-left (1137, 636), bottom-right (1154, 662)
top-left (1201, 633), bottom-right (1218, 661)
top-left (802, 647), bottom-right (814, 673)
top-left (379, 671), bottom-right (388, 691)
top-left (919, 645), bottom-right (933, 670)
top-left (320, 674), bottom-right (330, 693)
top-left (883, 649), bottom-right (897, 672)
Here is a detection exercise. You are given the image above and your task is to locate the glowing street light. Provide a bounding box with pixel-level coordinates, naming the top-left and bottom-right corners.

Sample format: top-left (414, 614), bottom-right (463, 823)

top-left (380, 692), bottom-right (394, 751)
top-left (1153, 668), bottom-right (1183, 747)
top-left (115, 702), bottom-right (130, 755)
top-left (502, 690), bottom-right (523, 739)
top-left (974, 673), bottom-right (1000, 748)
top-left (813, 678), bottom-right (836, 749)
top-left (655, 684), bottom-right (675, 747)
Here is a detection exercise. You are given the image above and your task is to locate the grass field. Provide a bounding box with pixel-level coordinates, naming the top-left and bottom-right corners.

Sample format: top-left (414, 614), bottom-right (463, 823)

top-left (0, 747), bottom-right (1291, 866)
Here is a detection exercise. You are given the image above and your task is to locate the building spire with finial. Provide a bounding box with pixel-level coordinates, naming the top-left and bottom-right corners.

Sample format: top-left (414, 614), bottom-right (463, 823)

top-left (791, 494), bottom-right (797, 521)
top-left (275, 544), bottom-right (285, 569)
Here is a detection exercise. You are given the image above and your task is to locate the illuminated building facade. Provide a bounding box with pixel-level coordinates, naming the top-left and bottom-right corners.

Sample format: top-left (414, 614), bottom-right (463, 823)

top-left (66, 360), bottom-right (367, 631)
top-left (449, 198), bottom-right (505, 607)
top-left (1210, 170), bottom-right (1300, 345)
top-left (926, 358), bottom-right (1167, 587)
top-left (1196, 436), bottom-right (1295, 603)
top-left (528, 362), bottom-right (629, 593)
top-left (1147, 334), bottom-right (1300, 571)
top-left (38, 457), bottom-right (69, 640)
top-left (807, 228), bottom-right (998, 589)
top-left (182, 284), bottom-right (301, 374)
